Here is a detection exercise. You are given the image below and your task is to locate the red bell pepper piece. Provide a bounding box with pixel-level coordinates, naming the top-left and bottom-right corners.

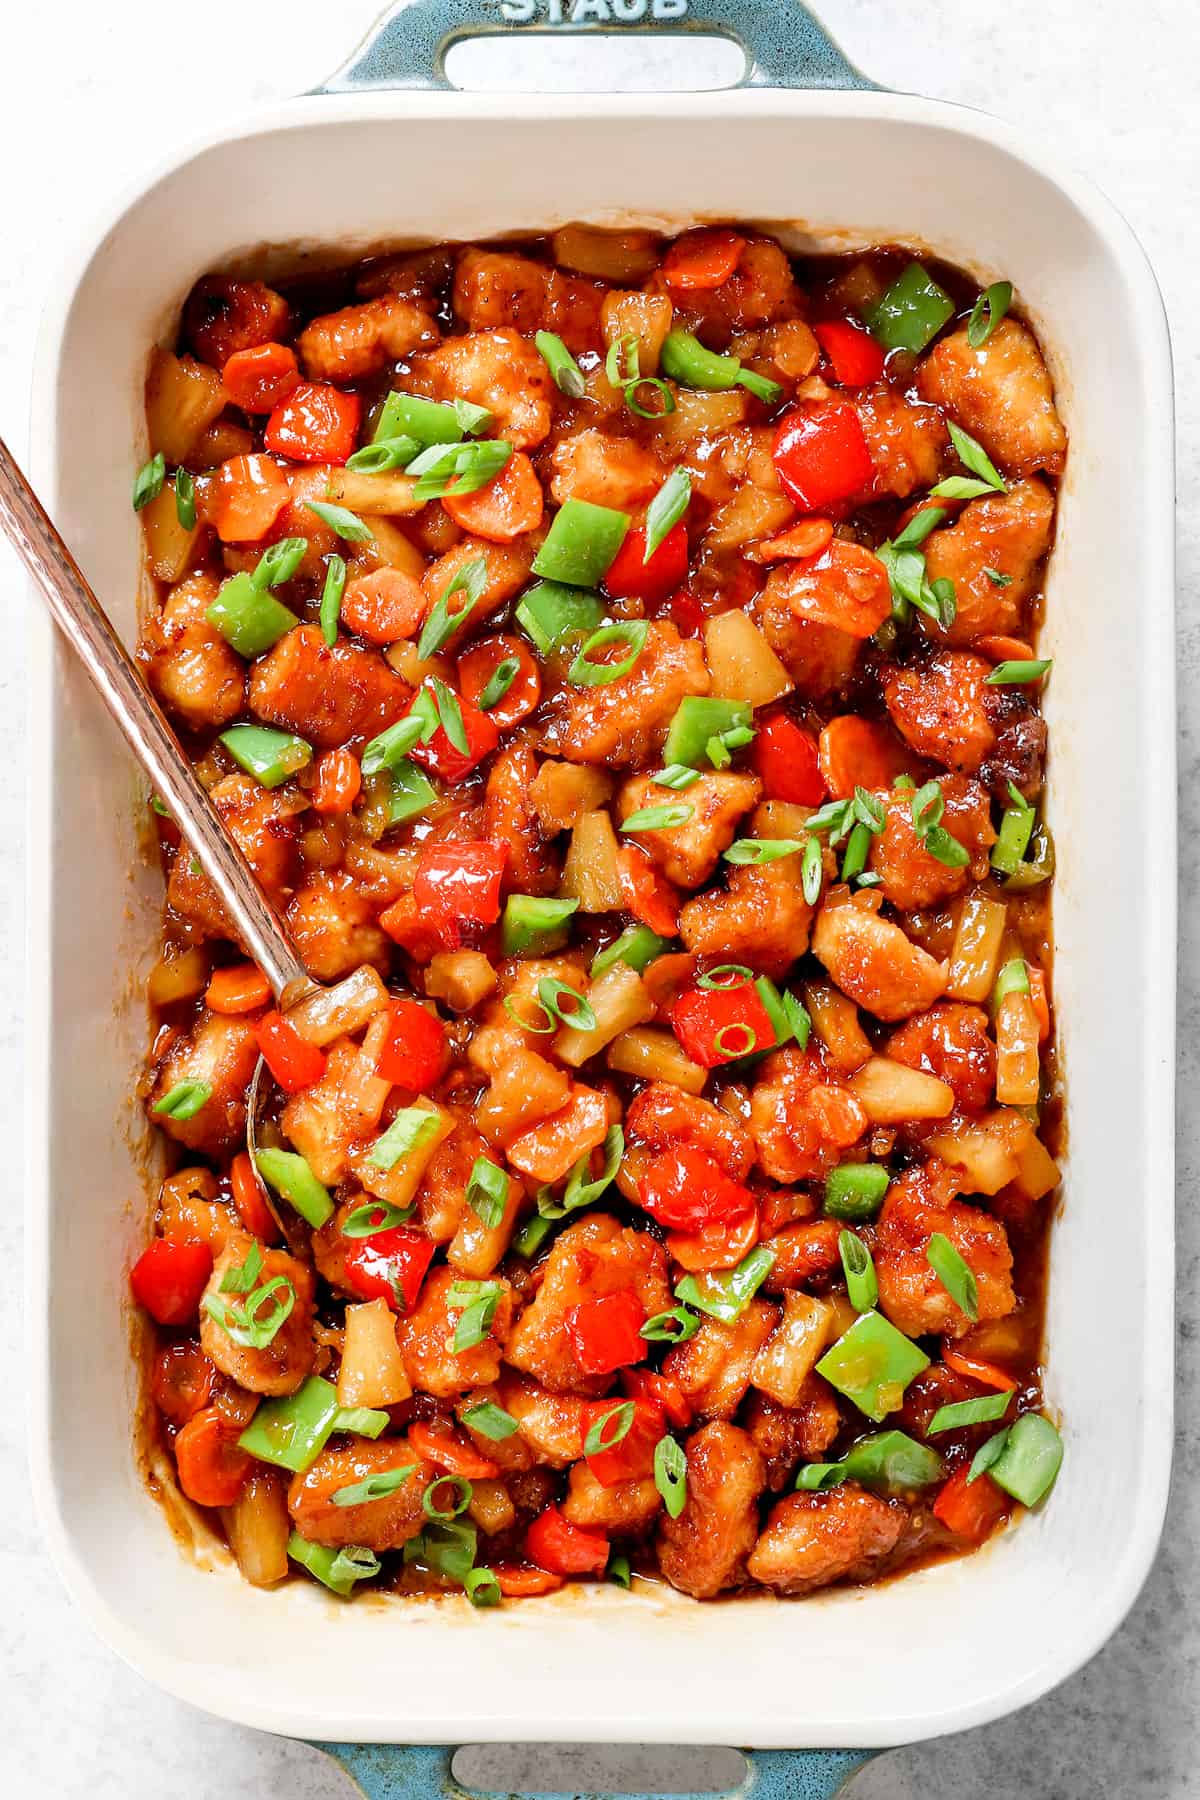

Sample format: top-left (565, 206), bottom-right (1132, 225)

top-left (264, 381), bottom-right (361, 465)
top-left (667, 588), bottom-right (706, 638)
top-left (940, 1343), bottom-right (1019, 1392)
top-left (342, 1225), bottom-right (436, 1313)
top-left (377, 892), bottom-right (444, 963)
top-left (407, 1421), bottom-right (500, 1480)
top-left (933, 1465), bottom-right (1011, 1541)
top-left (636, 1144), bottom-right (755, 1233)
top-left (229, 1150), bottom-right (280, 1243)
top-left (662, 228), bottom-right (746, 291)
top-left (174, 1405), bottom-right (253, 1508)
top-left (525, 1504), bottom-right (609, 1577)
top-left (580, 1396), bottom-right (665, 1487)
top-left (412, 841), bottom-right (507, 931)
top-left (750, 714), bottom-right (826, 806)
top-left (375, 997), bottom-right (448, 1091)
top-left (772, 403), bottom-right (875, 512)
top-left (671, 981), bottom-right (779, 1068)
top-left (254, 1010), bottom-right (327, 1094)
top-left (222, 342), bottom-right (301, 413)
top-left (565, 1289), bottom-right (646, 1375)
top-left (603, 522), bottom-right (689, 604)
top-left (129, 1237), bottom-right (213, 1326)
top-left (813, 319), bottom-right (886, 388)
top-left (621, 1366), bottom-right (694, 1431)
top-left (617, 845), bottom-right (680, 938)
top-left (408, 685), bottom-right (500, 784)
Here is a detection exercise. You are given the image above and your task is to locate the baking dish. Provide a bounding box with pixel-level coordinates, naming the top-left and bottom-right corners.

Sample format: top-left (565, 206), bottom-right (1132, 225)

top-left (25, 0), bottom-right (1175, 1789)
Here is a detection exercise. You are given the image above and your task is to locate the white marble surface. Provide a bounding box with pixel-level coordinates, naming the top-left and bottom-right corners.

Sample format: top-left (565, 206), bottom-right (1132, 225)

top-left (2, 2), bottom-right (1196, 1794)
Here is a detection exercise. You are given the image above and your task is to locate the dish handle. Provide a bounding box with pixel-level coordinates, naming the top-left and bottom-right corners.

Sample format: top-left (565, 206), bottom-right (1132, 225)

top-left (311, 1742), bottom-right (877, 1798)
top-left (315, 0), bottom-right (876, 94)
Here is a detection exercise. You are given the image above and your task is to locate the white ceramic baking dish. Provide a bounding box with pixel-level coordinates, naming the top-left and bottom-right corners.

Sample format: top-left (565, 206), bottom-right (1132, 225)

top-left (25, 0), bottom-right (1176, 1785)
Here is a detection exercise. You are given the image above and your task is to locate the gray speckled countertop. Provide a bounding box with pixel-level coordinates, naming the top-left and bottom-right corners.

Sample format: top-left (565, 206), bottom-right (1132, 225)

top-left (1, 2), bottom-right (1195, 1794)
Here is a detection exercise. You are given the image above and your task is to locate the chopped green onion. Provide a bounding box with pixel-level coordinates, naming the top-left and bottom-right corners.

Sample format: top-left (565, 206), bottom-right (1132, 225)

top-left (450, 1280), bottom-right (502, 1352)
top-left (254, 1147), bottom-right (334, 1229)
top-left (152, 1079), bottom-right (211, 1121)
top-left (584, 1401), bottom-right (635, 1457)
top-left (590, 925), bottom-right (670, 980)
top-left (643, 469), bottom-right (691, 562)
top-left (466, 1157), bottom-right (510, 1231)
top-left (515, 579), bottom-right (604, 654)
top-left (423, 1474), bottom-right (473, 1521)
top-left (864, 263), bottom-right (955, 353)
top-left (333, 1405), bottom-right (390, 1439)
top-left (367, 1106), bottom-right (441, 1172)
top-left (462, 1401), bottom-right (518, 1441)
top-left (454, 399), bottom-right (493, 437)
top-left (738, 366), bottom-right (785, 405)
top-left (512, 1212), bottom-right (556, 1259)
top-left (839, 1230), bottom-right (878, 1311)
top-left (675, 1246), bottom-right (775, 1323)
top-left (984, 566), bottom-right (1013, 587)
top-left (537, 976), bottom-right (596, 1032)
top-left (991, 792), bottom-right (1035, 876)
top-left (622, 802), bottom-right (694, 833)
top-left (206, 572), bottom-right (298, 658)
top-left (946, 422), bottom-right (1007, 494)
top-left (662, 696), bottom-right (753, 770)
top-left (640, 1305), bottom-right (702, 1344)
top-left (753, 975), bottom-right (792, 1049)
top-left (852, 786), bottom-right (886, 833)
top-left (911, 780), bottom-right (945, 834)
top-left (967, 280), bottom-right (1014, 348)
top-left (374, 389), bottom-right (469, 449)
top-left (925, 1232), bottom-right (979, 1320)
top-left (986, 1412), bottom-right (1063, 1506)
top-left (840, 821), bottom-right (873, 883)
top-left (712, 1023), bottom-right (757, 1059)
top-left (219, 1243), bottom-right (264, 1294)
top-left (418, 557), bottom-right (488, 659)
top-left (783, 990), bottom-right (811, 1049)
top-left (723, 838), bottom-right (803, 865)
top-left (925, 827), bottom-right (970, 869)
top-left (606, 334), bottom-right (640, 388)
top-left (966, 1426), bottom-right (1012, 1486)
top-left (288, 1532), bottom-right (379, 1596)
top-left (174, 468), bottom-right (196, 529)
top-left (824, 1162), bottom-right (890, 1221)
top-left (816, 1311), bottom-right (930, 1422)
top-left (567, 621), bottom-right (648, 687)
top-left (220, 723), bottom-right (312, 788)
top-left (697, 964), bottom-right (753, 990)
top-left (536, 1125), bottom-right (625, 1221)
top-left (532, 497), bottom-right (630, 588)
top-left (801, 836), bottom-right (824, 905)
top-left (319, 554), bottom-right (346, 647)
top-left (654, 763), bottom-right (701, 789)
top-left (465, 1566), bottom-right (501, 1608)
top-left (654, 1435), bottom-right (688, 1518)
top-left (431, 677), bottom-right (468, 754)
top-left (253, 536), bottom-right (308, 589)
top-left (132, 453), bottom-right (166, 511)
top-left (608, 1554), bottom-right (632, 1589)
top-left (501, 893), bottom-right (579, 958)
top-left (304, 499), bottom-right (374, 542)
top-left (535, 330), bottom-right (586, 400)
top-left (332, 1466), bottom-right (417, 1507)
top-left (203, 1274), bottom-right (295, 1350)
top-left (805, 798), bottom-right (854, 839)
top-left (478, 657), bottom-right (520, 711)
top-left (361, 713), bottom-right (428, 777)
top-left (404, 1518), bottom-right (478, 1581)
top-left (408, 439), bottom-right (512, 504)
top-left (624, 377), bottom-right (676, 419)
top-left (795, 1461), bottom-right (848, 1491)
top-left (926, 1391), bottom-right (1012, 1436)
top-left (893, 507), bottom-right (948, 551)
top-left (346, 435), bottom-right (421, 473)
top-left (502, 991), bottom-right (558, 1036)
top-left (993, 956), bottom-right (1031, 1007)
top-left (240, 1377), bottom-right (342, 1473)
top-left (986, 658), bottom-right (1052, 686)
top-left (660, 329), bottom-right (781, 404)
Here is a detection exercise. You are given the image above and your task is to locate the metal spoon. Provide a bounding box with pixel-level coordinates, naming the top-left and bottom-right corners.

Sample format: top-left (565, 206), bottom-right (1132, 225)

top-left (0, 432), bottom-right (316, 1227)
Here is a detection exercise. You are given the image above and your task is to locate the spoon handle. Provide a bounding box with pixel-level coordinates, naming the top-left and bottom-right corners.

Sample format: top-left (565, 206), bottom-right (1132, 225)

top-left (0, 434), bottom-right (312, 1003)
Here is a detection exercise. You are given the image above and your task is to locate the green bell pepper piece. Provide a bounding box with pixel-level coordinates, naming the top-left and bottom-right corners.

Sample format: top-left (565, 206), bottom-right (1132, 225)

top-left (219, 724), bottom-right (312, 788)
top-left (864, 263), bottom-right (955, 354)
top-left (288, 1532), bottom-right (381, 1596)
top-left (205, 572), bottom-right (298, 659)
top-left (515, 580), bottom-right (604, 654)
top-left (590, 925), bottom-right (672, 980)
top-left (816, 1310), bottom-right (930, 1422)
top-left (662, 696), bottom-right (753, 769)
top-left (675, 1246), bottom-right (775, 1324)
top-left (501, 894), bottom-right (579, 957)
top-left (531, 499), bottom-right (629, 588)
top-left (824, 1162), bottom-right (891, 1221)
top-left (239, 1377), bottom-right (342, 1473)
top-left (255, 1147), bottom-right (334, 1229)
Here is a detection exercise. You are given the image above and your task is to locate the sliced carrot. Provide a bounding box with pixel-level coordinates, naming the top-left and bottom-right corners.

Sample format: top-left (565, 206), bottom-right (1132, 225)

top-left (230, 1151), bottom-right (280, 1243)
top-left (746, 518), bottom-right (834, 564)
top-left (222, 343), bottom-right (301, 414)
top-left (340, 567), bottom-right (427, 644)
top-left (174, 1406), bottom-right (254, 1508)
top-left (617, 845), bottom-right (680, 938)
top-left (493, 1564), bottom-right (564, 1597)
top-left (662, 228), bottom-right (746, 291)
top-left (506, 1087), bottom-right (610, 1185)
top-left (977, 634), bottom-right (1036, 664)
top-left (778, 539), bottom-right (892, 639)
top-left (667, 1205), bottom-right (759, 1273)
top-left (408, 1421), bottom-right (500, 1480)
top-left (933, 1465), bottom-right (1010, 1540)
top-left (208, 453), bottom-right (290, 543)
top-left (311, 747), bottom-right (363, 815)
top-left (205, 963), bottom-right (271, 1015)
top-left (443, 452), bottom-right (543, 543)
top-left (817, 715), bottom-right (921, 799)
top-left (1027, 966), bottom-right (1051, 1042)
top-left (457, 633), bottom-right (541, 730)
top-left (941, 1343), bottom-right (1018, 1392)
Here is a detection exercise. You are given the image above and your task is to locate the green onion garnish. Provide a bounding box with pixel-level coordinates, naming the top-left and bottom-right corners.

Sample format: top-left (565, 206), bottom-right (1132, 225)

top-left (640, 1305), bottom-right (702, 1344)
top-left (340, 1200), bottom-right (417, 1237)
top-left (925, 1232), bottom-right (979, 1321)
top-left (984, 566), bottom-right (1013, 587)
top-left (220, 1243), bottom-right (264, 1293)
top-left (991, 788), bottom-right (1035, 876)
top-left (783, 989), bottom-right (811, 1048)
top-left (408, 439), bottom-right (512, 504)
top-left (801, 836), bottom-right (824, 905)
top-left (624, 378), bottom-right (676, 419)
top-left (713, 1023), bottom-right (757, 1058)
top-left (361, 711), bottom-right (430, 777)
top-left (319, 554), bottom-right (346, 647)
top-left (332, 1405), bottom-right (390, 1439)
top-left (255, 1147), bottom-right (334, 1229)
top-left (653, 763), bottom-right (702, 790)
top-left (512, 1212), bottom-right (556, 1259)
top-left (606, 334), bottom-right (640, 388)
top-left (449, 1279), bottom-right (503, 1352)
top-left (132, 453), bottom-right (166, 511)
top-left (723, 837), bottom-right (803, 865)
top-left (986, 658), bottom-right (1052, 686)
top-left (660, 330), bottom-right (781, 404)
top-left (967, 280), bottom-right (1014, 349)
top-left (220, 724), bottom-right (312, 788)
top-left (203, 1273), bottom-right (296, 1350)
top-left (304, 499), bottom-right (374, 542)
top-left (536, 977), bottom-right (596, 1032)
top-left (253, 536), bottom-right (308, 590)
top-left (461, 1401), bottom-right (518, 1441)
top-left (152, 1079), bottom-right (211, 1121)
top-left (643, 468), bottom-right (691, 562)
top-left (697, 964), bottom-right (753, 990)
top-left (945, 422), bottom-right (1007, 494)
top-left (535, 330), bottom-right (586, 400)
top-left (465, 1157), bottom-right (510, 1231)
top-left (532, 497), bottom-right (630, 589)
top-left (430, 678), bottom-right (468, 754)
top-left (423, 1474), bottom-right (473, 1521)
top-left (346, 435), bottom-right (421, 473)
top-left (465, 1566), bottom-right (501, 1608)
top-left (288, 1532), bottom-right (380, 1596)
top-left (584, 1401), bottom-right (635, 1458)
top-left (608, 1554), bottom-right (632, 1589)
top-left (367, 1107), bottom-right (441, 1173)
top-left (536, 1125), bottom-right (624, 1221)
top-left (926, 1391), bottom-right (1012, 1436)
top-left (621, 802), bottom-right (694, 833)
top-left (840, 821), bottom-right (873, 883)
top-left (174, 468), bottom-right (196, 530)
top-left (477, 657), bottom-right (520, 710)
top-left (839, 1230), bottom-right (878, 1312)
top-left (332, 1466), bottom-right (417, 1507)
top-left (654, 1436), bottom-right (688, 1518)
top-left (418, 557), bottom-right (488, 660)
top-left (567, 620), bottom-right (648, 687)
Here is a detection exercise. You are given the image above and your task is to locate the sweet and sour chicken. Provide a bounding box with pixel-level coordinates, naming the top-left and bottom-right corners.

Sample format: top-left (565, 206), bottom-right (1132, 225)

top-left (130, 230), bottom-right (1064, 1606)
